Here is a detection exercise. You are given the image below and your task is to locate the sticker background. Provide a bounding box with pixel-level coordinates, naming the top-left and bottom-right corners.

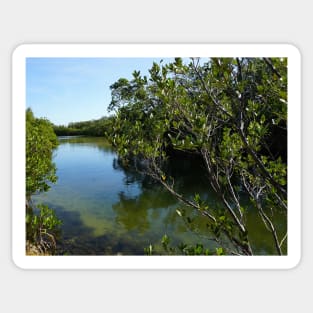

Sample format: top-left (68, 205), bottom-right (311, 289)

top-left (1, 1), bottom-right (309, 313)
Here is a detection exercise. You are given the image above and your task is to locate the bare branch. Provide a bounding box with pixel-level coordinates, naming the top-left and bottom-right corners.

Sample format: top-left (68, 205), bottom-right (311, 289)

top-left (279, 232), bottom-right (288, 249)
top-left (258, 207), bottom-right (282, 255)
top-left (242, 173), bottom-right (283, 255)
top-left (263, 58), bottom-right (282, 78)
top-left (225, 168), bottom-right (243, 221)
top-left (236, 58), bottom-right (242, 82)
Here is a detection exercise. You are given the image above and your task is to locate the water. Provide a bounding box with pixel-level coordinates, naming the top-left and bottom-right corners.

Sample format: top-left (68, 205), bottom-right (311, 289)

top-left (33, 136), bottom-right (287, 255)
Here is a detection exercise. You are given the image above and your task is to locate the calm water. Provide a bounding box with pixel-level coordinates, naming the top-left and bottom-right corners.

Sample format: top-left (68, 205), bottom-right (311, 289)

top-left (33, 136), bottom-right (286, 255)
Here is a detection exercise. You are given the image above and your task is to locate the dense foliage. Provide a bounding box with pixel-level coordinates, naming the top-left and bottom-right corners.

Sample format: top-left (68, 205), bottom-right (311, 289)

top-left (108, 57), bottom-right (287, 255)
top-left (53, 116), bottom-right (113, 136)
top-left (26, 108), bottom-right (58, 199)
top-left (26, 109), bottom-right (61, 254)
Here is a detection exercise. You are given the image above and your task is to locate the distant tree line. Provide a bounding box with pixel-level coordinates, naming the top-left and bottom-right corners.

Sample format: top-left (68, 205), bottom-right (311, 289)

top-left (53, 116), bottom-right (113, 136)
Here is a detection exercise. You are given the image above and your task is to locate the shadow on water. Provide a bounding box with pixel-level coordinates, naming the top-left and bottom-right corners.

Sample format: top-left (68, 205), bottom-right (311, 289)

top-left (112, 185), bottom-right (179, 232)
top-left (110, 171), bottom-right (222, 252)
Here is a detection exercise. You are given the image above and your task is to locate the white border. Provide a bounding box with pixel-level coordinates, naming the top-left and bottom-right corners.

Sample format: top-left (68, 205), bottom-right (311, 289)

top-left (12, 44), bottom-right (301, 269)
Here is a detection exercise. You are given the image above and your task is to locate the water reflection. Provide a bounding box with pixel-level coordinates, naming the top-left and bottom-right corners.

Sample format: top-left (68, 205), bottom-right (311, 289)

top-left (33, 136), bottom-right (286, 255)
top-left (112, 186), bottom-right (177, 230)
top-left (113, 191), bottom-right (150, 232)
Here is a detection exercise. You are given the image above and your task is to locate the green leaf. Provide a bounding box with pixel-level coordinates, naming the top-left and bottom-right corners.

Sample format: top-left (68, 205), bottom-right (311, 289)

top-left (216, 247), bottom-right (224, 256)
top-left (161, 234), bottom-right (170, 246)
top-left (194, 193), bottom-right (201, 204)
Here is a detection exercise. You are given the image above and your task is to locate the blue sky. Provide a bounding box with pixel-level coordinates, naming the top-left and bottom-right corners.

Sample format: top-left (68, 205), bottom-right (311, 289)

top-left (26, 57), bottom-right (178, 125)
